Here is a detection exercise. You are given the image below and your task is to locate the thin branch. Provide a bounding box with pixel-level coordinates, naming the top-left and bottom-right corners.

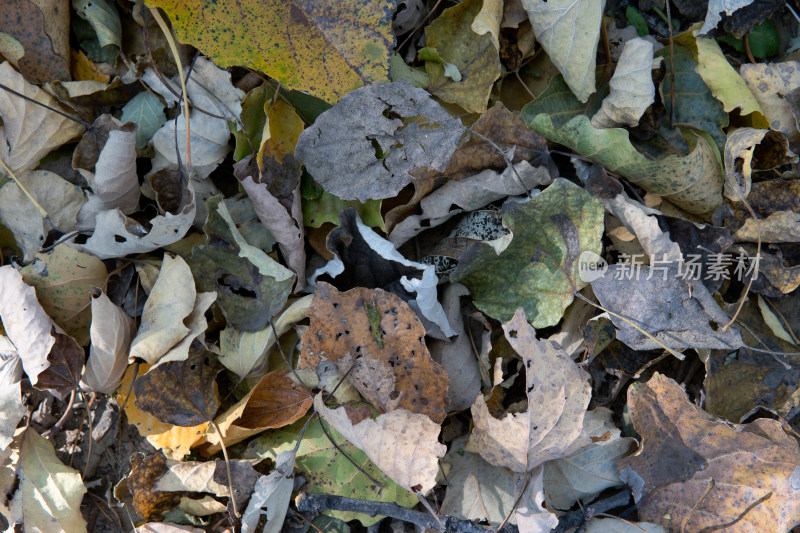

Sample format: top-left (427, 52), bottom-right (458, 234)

top-left (0, 83), bottom-right (92, 129)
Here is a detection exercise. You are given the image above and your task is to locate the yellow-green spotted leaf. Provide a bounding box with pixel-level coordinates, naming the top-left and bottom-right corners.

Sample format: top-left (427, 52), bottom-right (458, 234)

top-left (145, 0), bottom-right (395, 103)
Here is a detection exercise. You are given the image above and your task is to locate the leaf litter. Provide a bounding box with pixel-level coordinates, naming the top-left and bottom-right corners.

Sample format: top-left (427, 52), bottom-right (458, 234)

top-left (3, 1), bottom-right (800, 532)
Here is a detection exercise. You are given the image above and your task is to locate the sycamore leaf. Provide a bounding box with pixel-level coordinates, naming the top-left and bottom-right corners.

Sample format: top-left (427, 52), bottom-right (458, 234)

top-left (241, 451), bottom-right (295, 533)
top-left (451, 178), bottom-right (604, 328)
top-left (145, 0), bottom-right (394, 103)
top-left (424, 0), bottom-right (501, 114)
top-left (80, 291), bottom-right (135, 394)
top-left (20, 244), bottom-right (108, 346)
top-left (620, 373), bottom-right (800, 532)
top-left (20, 430), bottom-right (87, 533)
top-left (0, 61), bottom-right (83, 173)
top-left (314, 394), bottom-right (447, 493)
top-left (468, 309), bottom-right (591, 472)
top-left (591, 38), bottom-right (656, 128)
top-left (189, 195), bottom-right (293, 332)
top-left (521, 0), bottom-right (605, 103)
top-left (525, 114), bottom-right (723, 214)
top-left (295, 81), bottom-right (464, 202)
top-left (299, 283), bottom-right (451, 423)
top-left (120, 91), bottom-right (166, 149)
top-left (542, 407), bottom-right (636, 509)
top-left (0, 351), bottom-right (23, 450)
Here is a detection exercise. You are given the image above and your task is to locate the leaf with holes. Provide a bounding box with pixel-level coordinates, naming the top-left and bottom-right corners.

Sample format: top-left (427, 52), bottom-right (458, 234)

top-left (299, 282), bottom-right (450, 423)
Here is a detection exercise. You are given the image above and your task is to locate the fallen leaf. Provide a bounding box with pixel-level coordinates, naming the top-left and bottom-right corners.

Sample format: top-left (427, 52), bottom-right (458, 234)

top-left (241, 451), bottom-right (295, 533)
top-left (620, 373), bottom-right (800, 533)
top-left (542, 407), bottom-right (636, 509)
top-left (117, 364), bottom-right (209, 459)
top-left (584, 519), bottom-right (666, 533)
top-left (80, 290), bottom-right (136, 394)
top-left (121, 91), bottom-right (167, 149)
top-left (248, 414), bottom-right (417, 525)
top-left (521, 0), bottom-right (605, 102)
top-left (151, 58), bottom-right (244, 179)
top-left (440, 436), bottom-right (516, 525)
top-left (20, 244), bottom-right (108, 346)
top-left (73, 0), bottom-right (121, 51)
top-left (146, 0), bottom-right (394, 103)
top-left (152, 458), bottom-right (258, 511)
top-left (129, 254), bottom-right (200, 366)
top-left (218, 295), bottom-right (313, 379)
top-left (591, 37), bottom-right (656, 128)
top-left (33, 326), bottom-right (85, 399)
top-left (300, 282), bottom-right (451, 423)
top-left (591, 263), bottom-right (743, 351)
top-left (72, 115), bottom-right (139, 228)
top-left (295, 81), bottom-right (465, 202)
top-left (126, 451), bottom-right (184, 520)
top-left (513, 466), bottom-right (559, 532)
top-left (700, 0), bottom-right (762, 35)
top-left (134, 345), bottom-right (222, 427)
top-left (0, 169), bottom-right (86, 262)
top-left (139, 523), bottom-right (205, 533)
top-left (313, 208), bottom-right (456, 338)
top-left (526, 113), bottom-right (723, 214)
top-left (20, 429), bottom-right (87, 532)
top-left (723, 128), bottom-right (794, 202)
top-left (423, 0), bottom-right (501, 113)
top-left (188, 195), bottom-right (294, 332)
top-left (740, 61), bottom-right (800, 142)
top-left (468, 309), bottom-right (591, 472)
top-left (0, 61), bottom-right (83, 173)
top-left (428, 284), bottom-right (482, 412)
top-left (204, 370), bottom-right (312, 451)
top-left (0, 351), bottom-right (23, 450)
top-left (314, 394), bottom-right (447, 493)
top-left (472, 0), bottom-right (503, 48)
top-left (0, 0), bottom-right (70, 83)
top-left (451, 178), bottom-right (604, 328)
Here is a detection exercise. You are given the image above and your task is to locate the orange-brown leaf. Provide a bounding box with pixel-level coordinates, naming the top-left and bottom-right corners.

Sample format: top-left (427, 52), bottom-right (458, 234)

top-left (238, 370), bottom-right (313, 429)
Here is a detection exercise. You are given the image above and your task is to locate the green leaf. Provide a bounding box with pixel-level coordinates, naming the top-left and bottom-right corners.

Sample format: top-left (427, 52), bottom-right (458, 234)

top-left (657, 45), bottom-right (729, 150)
top-left (747, 20), bottom-right (779, 58)
top-left (144, 0), bottom-right (394, 103)
top-left (423, 0), bottom-right (501, 113)
top-left (188, 195), bottom-right (294, 331)
top-left (626, 6), bottom-right (649, 36)
top-left (390, 54), bottom-right (430, 88)
top-left (525, 114), bottom-right (723, 214)
top-left (245, 416), bottom-right (417, 526)
top-left (451, 178), bottom-right (604, 327)
top-left (302, 190), bottom-right (384, 231)
top-left (232, 84), bottom-right (273, 161)
top-left (120, 91), bottom-right (167, 150)
top-left (521, 73), bottom-right (606, 129)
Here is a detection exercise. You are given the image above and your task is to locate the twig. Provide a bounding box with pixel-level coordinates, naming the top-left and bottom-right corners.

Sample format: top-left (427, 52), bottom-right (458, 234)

top-left (554, 489), bottom-right (631, 532)
top-left (295, 493), bottom-right (516, 533)
top-left (210, 419), bottom-right (239, 519)
top-left (43, 389), bottom-right (77, 437)
top-left (0, 157), bottom-right (50, 220)
top-left (466, 128), bottom-right (532, 199)
top-left (0, 83), bottom-right (92, 129)
top-left (744, 33), bottom-right (756, 64)
top-left (665, 0), bottom-right (677, 127)
top-left (682, 478), bottom-right (714, 532)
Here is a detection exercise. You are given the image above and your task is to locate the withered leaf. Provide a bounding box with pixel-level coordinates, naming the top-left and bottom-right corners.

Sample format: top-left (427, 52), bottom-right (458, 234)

top-left (238, 370), bottom-right (313, 430)
top-left (134, 346), bottom-right (222, 427)
top-left (33, 327), bottom-right (85, 399)
top-left (299, 282), bottom-right (450, 423)
top-left (620, 373), bottom-right (800, 533)
top-left (127, 451), bottom-right (184, 521)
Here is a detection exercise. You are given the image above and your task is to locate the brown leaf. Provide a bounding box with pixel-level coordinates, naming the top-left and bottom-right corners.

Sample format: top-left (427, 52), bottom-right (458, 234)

top-left (238, 370), bottom-right (312, 429)
top-left (127, 451), bottom-right (184, 521)
top-left (299, 282), bottom-right (450, 423)
top-left (134, 346), bottom-right (221, 427)
top-left (0, 0), bottom-right (70, 83)
top-left (33, 327), bottom-right (85, 398)
top-left (619, 373), bottom-right (800, 533)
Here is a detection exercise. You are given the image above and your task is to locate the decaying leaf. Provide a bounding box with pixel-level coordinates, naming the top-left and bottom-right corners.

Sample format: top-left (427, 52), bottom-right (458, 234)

top-left (20, 244), bottom-right (107, 346)
top-left (620, 373), bottom-right (800, 533)
top-left (313, 208), bottom-right (455, 338)
top-left (147, 0), bottom-right (394, 103)
top-left (521, 0), bottom-right (605, 102)
top-left (469, 309), bottom-right (591, 472)
top-left (300, 282), bottom-right (450, 422)
top-left (0, 351), bottom-right (23, 450)
top-left (591, 37), bottom-right (656, 128)
top-left (451, 178), bottom-right (604, 328)
top-left (590, 263), bottom-right (744, 351)
top-left (241, 451), bottom-right (295, 533)
top-left (542, 407), bottom-right (636, 509)
top-left (134, 346), bottom-right (222, 427)
top-left (295, 81), bottom-right (465, 202)
top-left (0, 0), bottom-right (70, 83)
top-left (20, 429), bottom-right (87, 532)
top-left (723, 128), bottom-right (794, 202)
top-left (740, 61), bottom-right (800, 142)
top-left (151, 457), bottom-right (259, 511)
top-left (423, 0), bottom-right (501, 113)
top-left (189, 195), bottom-right (294, 331)
top-left (0, 60), bottom-right (83, 173)
top-left (80, 290), bottom-right (136, 394)
top-left (314, 394), bottom-right (447, 493)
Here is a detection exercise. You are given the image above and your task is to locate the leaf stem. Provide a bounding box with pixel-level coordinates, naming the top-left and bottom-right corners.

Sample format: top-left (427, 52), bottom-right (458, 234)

top-left (210, 419), bottom-right (239, 519)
